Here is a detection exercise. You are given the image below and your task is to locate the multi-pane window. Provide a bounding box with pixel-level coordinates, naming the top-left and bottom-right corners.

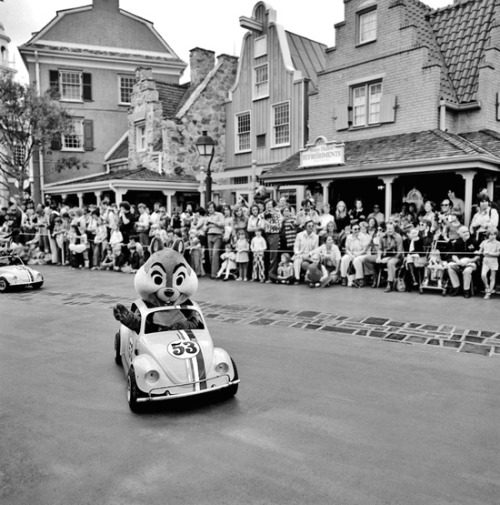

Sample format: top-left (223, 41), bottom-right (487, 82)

top-left (353, 82), bottom-right (382, 127)
top-left (273, 102), bottom-right (290, 146)
top-left (119, 76), bottom-right (135, 104)
top-left (254, 64), bottom-right (269, 99)
top-left (358, 9), bottom-right (377, 44)
top-left (60, 71), bottom-right (82, 101)
top-left (136, 124), bottom-right (146, 152)
top-left (236, 112), bottom-right (251, 152)
top-left (62, 118), bottom-right (84, 150)
top-left (13, 144), bottom-right (26, 167)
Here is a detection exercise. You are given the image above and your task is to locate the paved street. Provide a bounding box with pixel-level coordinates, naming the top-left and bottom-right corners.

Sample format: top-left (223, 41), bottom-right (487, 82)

top-left (1, 265), bottom-right (499, 505)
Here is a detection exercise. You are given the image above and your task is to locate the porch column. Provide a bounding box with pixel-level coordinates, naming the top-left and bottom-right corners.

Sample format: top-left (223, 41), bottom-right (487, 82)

top-left (162, 190), bottom-right (175, 216)
top-left (379, 176), bottom-right (398, 221)
top-left (321, 181), bottom-right (330, 207)
top-left (460, 170), bottom-right (476, 227)
top-left (112, 188), bottom-right (125, 206)
top-left (76, 192), bottom-right (84, 208)
top-left (486, 176), bottom-right (496, 201)
top-left (94, 191), bottom-right (102, 206)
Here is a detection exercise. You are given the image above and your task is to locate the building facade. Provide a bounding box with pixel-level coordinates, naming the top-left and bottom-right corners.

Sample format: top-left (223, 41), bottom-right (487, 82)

top-left (18, 0), bottom-right (186, 206)
top-left (263, 0), bottom-right (500, 224)
top-left (219, 1), bottom-right (326, 207)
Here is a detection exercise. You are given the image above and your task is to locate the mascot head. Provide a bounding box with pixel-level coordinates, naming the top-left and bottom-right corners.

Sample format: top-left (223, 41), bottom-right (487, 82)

top-left (134, 247), bottom-right (198, 306)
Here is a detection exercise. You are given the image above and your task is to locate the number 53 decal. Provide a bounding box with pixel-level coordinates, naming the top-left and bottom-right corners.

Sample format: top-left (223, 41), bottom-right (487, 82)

top-left (167, 340), bottom-right (200, 359)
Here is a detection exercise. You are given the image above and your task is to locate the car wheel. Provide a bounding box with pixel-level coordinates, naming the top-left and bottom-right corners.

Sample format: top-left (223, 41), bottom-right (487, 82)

top-left (114, 332), bottom-right (122, 366)
top-left (32, 281), bottom-right (43, 290)
top-left (127, 367), bottom-right (144, 413)
top-left (0, 278), bottom-right (9, 293)
top-left (222, 358), bottom-right (239, 399)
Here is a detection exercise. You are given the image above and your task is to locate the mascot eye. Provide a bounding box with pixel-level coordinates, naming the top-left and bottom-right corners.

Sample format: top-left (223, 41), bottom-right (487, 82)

top-left (175, 272), bottom-right (186, 286)
top-left (150, 268), bottom-right (166, 286)
top-left (153, 274), bottom-right (164, 286)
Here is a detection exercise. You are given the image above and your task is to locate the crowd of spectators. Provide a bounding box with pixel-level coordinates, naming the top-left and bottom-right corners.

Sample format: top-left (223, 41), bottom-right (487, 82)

top-left (1, 185), bottom-right (499, 300)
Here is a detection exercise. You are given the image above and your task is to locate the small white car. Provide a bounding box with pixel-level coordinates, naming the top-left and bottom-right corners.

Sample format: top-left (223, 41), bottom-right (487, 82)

top-left (0, 255), bottom-right (44, 292)
top-left (114, 299), bottom-right (239, 412)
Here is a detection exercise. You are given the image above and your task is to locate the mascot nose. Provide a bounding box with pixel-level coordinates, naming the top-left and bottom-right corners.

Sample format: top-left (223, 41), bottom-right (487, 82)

top-left (164, 288), bottom-right (175, 298)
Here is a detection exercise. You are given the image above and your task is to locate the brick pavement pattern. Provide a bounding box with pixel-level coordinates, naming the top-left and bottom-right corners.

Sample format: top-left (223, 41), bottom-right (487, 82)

top-left (9, 289), bottom-right (500, 358)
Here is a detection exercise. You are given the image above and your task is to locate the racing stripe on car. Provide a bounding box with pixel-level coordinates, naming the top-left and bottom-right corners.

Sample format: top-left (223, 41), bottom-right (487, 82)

top-left (185, 329), bottom-right (207, 390)
top-left (21, 266), bottom-right (34, 282)
top-left (176, 330), bottom-right (197, 387)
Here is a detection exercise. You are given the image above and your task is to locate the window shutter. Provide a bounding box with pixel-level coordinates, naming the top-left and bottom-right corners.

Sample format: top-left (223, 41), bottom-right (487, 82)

top-left (380, 94), bottom-right (396, 123)
top-left (336, 103), bottom-right (350, 131)
top-left (83, 120), bottom-right (94, 151)
top-left (49, 70), bottom-right (59, 94)
top-left (82, 73), bottom-right (92, 101)
top-left (50, 134), bottom-right (62, 151)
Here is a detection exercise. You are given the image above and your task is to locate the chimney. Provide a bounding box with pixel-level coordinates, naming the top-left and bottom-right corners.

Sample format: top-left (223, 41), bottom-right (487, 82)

top-left (189, 48), bottom-right (215, 89)
top-left (93, 0), bottom-right (120, 12)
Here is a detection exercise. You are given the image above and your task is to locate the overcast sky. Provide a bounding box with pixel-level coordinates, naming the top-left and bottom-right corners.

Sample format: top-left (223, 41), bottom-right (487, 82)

top-left (2, 0), bottom-right (453, 83)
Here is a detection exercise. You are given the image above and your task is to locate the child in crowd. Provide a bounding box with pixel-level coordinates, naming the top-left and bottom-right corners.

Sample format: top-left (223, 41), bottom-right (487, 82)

top-left (479, 228), bottom-right (500, 299)
top-left (67, 224), bottom-right (87, 269)
top-left (91, 216), bottom-right (108, 270)
top-left (422, 249), bottom-right (445, 288)
top-left (251, 228), bottom-right (267, 282)
top-left (52, 217), bottom-right (67, 265)
top-left (217, 243), bottom-right (237, 281)
top-left (100, 244), bottom-right (115, 270)
top-left (234, 230), bottom-right (250, 281)
top-left (277, 252), bottom-right (294, 284)
top-left (305, 253), bottom-right (329, 288)
top-left (186, 232), bottom-right (205, 277)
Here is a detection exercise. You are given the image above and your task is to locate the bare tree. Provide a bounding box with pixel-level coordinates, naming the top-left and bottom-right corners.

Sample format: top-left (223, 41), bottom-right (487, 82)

top-left (0, 73), bottom-right (70, 204)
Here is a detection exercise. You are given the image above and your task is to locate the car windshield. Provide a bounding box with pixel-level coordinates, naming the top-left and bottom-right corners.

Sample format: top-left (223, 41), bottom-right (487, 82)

top-left (144, 308), bottom-right (204, 334)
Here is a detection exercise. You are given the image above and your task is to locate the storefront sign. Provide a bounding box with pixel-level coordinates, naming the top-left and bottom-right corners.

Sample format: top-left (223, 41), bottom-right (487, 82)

top-left (300, 136), bottom-right (345, 168)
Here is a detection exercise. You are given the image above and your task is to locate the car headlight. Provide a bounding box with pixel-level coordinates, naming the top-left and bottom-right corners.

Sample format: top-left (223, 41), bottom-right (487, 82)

top-left (215, 362), bottom-right (229, 374)
top-left (35, 273), bottom-right (42, 279)
top-left (145, 370), bottom-right (160, 383)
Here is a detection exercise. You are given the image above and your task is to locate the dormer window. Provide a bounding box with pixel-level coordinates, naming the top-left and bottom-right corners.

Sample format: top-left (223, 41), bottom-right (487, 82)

top-left (358, 7), bottom-right (377, 44)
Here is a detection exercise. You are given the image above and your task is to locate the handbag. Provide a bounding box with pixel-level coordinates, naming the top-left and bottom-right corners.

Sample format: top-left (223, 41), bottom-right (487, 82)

top-left (396, 274), bottom-right (406, 292)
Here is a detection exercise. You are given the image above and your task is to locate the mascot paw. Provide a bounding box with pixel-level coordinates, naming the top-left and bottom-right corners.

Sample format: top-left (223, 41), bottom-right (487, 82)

top-left (113, 303), bottom-right (130, 322)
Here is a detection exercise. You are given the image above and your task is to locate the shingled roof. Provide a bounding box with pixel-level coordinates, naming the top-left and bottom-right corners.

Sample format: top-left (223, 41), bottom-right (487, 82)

top-left (428, 0), bottom-right (496, 103)
top-left (155, 80), bottom-right (190, 119)
top-left (262, 129), bottom-right (500, 179)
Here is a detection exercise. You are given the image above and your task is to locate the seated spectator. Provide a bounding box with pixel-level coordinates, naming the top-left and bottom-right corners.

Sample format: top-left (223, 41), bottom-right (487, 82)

top-left (363, 223), bottom-right (386, 287)
top-left (447, 226), bottom-right (480, 298)
top-left (292, 220), bottom-right (318, 283)
top-left (340, 224), bottom-right (370, 287)
top-left (311, 235), bottom-right (341, 284)
top-left (447, 189), bottom-right (465, 219)
top-left (442, 212), bottom-right (462, 243)
top-left (421, 249), bottom-right (446, 289)
top-left (276, 252), bottom-right (295, 284)
top-left (375, 223), bottom-right (404, 293)
top-left (305, 253), bottom-right (329, 288)
top-left (403, 226), bottom-right (424, 288)
top-left (334, 201), bottom-right (350, 233)
top-left (478, 227), bottom-right (500, 299)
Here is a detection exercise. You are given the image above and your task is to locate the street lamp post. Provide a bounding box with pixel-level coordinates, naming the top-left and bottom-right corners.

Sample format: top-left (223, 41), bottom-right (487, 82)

top-left (195, 131), bottom-right (215, 202)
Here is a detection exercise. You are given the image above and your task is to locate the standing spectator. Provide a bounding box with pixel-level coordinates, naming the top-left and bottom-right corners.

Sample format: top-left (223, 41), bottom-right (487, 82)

top-left (292, 220), bottom-right (319, 283)
top-left (367, 204), bottom-right (385, 225)
top-left (34, 205), bottom-right (50, 253)
top-left (376, 223), bottom-right (404, 293)
top-left (234, 230), bottom-right (250, 281)
top-left (186, 232), bottom-right (205, 277)
top-left (448, 189), bottom-right (465, 219)
top-left (260, 199), bottom-right (282, 283)
top-left (47, 201), bottom-right (60, 264)
top-left (52, 217), bottom-right (66, 265)
top-left (135, 203), bottom-right (151, 247)
top-left (280, 207), bottom-right (298, 254)
top-left (334, 201), bottom-right (350, 232)
top-left (232, 205), bottom-right (248, 240)
top-left (222, 205), bottom-right (234, 244)
top-left (247, 204), bottom-right (262, 240)
top-left (92, 216), bottom-right (108, 269)
top-left (85, 208), bottom-right (100, 268)
top-left (470, 195), bottom-right (499, 242)
top-left (437, 199), bottom-right (453, 229)
top-left (67, 224), bottom-right (87, 269)
top-left (349, 198), bottom-right (366, 225)
top-left (250, 228), bottom-right (267, 282)
top-left (149, 202), bottom-right (162, 229)
top-left (479, 227), bottom-right (500, 299)
top-left (317, 203), bottom-right (335, 235)
top-left (118, 201), bottom-right (135, 244)
top-left (205, 201), bottom-right (225, 279)
top-left (277, 195), bottom-right (295, 216)
top-left (295, 199), bottom-right (320, 232)
top-left (447, 226), bottom-right (480, 298)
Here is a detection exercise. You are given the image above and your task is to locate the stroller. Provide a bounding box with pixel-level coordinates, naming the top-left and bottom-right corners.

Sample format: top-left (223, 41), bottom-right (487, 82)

top-left (419, 240), bottom-right (450, 295)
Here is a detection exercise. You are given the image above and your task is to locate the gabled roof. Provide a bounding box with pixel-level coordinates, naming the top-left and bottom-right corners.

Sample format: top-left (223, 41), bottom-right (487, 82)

top-left (428, 0), bottom-right (496, 103)
top-left (262, 129), bottom-right (500, 179)
top-left (285, 31), bottom-right (326, 92)
top-left (19, 3), bottom-right (185, 67)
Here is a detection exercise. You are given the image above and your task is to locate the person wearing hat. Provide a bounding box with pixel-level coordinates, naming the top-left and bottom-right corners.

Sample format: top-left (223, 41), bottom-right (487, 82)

top-left (118, 201), bottom-right (135, 244)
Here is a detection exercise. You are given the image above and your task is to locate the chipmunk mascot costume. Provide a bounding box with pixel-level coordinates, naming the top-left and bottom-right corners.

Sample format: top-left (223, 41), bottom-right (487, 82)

top-left (113, 246), bottom-right (201, 332)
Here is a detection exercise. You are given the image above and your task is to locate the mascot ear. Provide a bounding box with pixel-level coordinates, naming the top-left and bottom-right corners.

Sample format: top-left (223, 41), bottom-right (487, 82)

top-left (172, 239), bottom-right (184, 254)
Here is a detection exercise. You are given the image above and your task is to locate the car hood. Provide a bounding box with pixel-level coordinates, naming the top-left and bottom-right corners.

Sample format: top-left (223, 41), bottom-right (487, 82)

top-left (141, 329), bottom-right (214, 385)
top-left (0, 265), bottom-right (40, 282)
